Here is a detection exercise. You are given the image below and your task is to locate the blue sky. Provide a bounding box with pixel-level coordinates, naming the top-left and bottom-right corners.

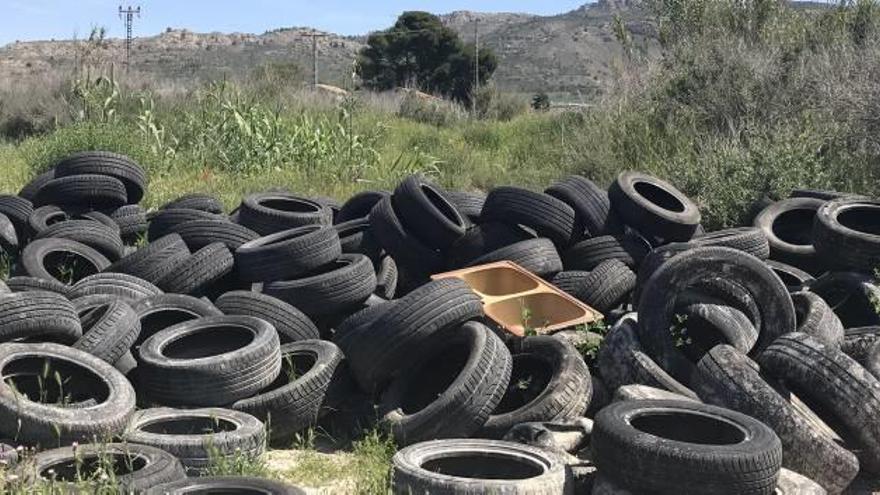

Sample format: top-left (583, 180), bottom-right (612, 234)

top-left (0, 1), bottom-right (589, 45)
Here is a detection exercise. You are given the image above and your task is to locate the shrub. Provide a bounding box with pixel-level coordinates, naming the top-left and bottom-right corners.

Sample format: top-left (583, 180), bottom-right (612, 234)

top-left (396, 92), bottom-right (466, 127)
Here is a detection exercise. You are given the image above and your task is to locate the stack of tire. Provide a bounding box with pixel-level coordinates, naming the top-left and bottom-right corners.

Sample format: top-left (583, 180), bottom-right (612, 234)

top-left (5, 150), bottom-right (880, 494)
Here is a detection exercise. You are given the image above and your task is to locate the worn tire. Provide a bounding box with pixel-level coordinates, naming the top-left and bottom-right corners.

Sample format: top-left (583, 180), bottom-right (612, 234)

top-left (23, 443), bottom-right (186, 492)
top-left (138, 315), bottom-right (281, 406)
top-left (754, 198), bottom-right (825, 273)
top-left (149, 476), bottom-right (304, 495)
top-left (608, 171), bottom-right (701, 242)
top-left (807, 271), bottom-right (880, 328)
top-left (693, 344), bottom-right (858, 493)
top-left (392, 439), bottom-right (570, 495)
top-left (446, 222), bottom-right (533, 269)
top-left (131, 293), bottom-right (222, 348)
top-left (482, 186), bottom-right (577, 246)
top-left (791, 291), bottom-right (844, 348)
top-left (124, 407), bottom-right (265, 475)
top-left (337, 190), bottom-right (390, 223)
top-left (369, 195), bottom-right (443, 274)
top-left (235, 225), bottom-right (341, 283)
top-left (263, 253), bottom-right (377, 319)
top-left (16, 238), bottom-right (110, 285)
top-left (759, 332), bottom-right (880, 473)
top-left (105, 233), bottom-right (190, 285)
top-left (466, 238), bottom-right (563, 277)
top-left (813, 198), bottom-right (880, 272)
top-left (381, 322), bottom-right (512, 446)
top-left (147, 208), bottom-right (224, 242)
top-left (68, 272), bottom-right (162, 303)
top-left (54, 151), bottom-right (147, 204)
top-left (0, 342), bottom-right (135, 446)
top-left (34, 174), bottom-right (128, 209)
top-left (73, 299), bottom-right (141, 364)
top-left (160, 193), bottom-right (224, 214)
top-left (110, 204), bottom-right (148, 242)
top-left (174, 219), bottom-right (259, 251)
top-left (562, 235), bottom-right (649, 272)
top-left (6, 276), bottom-right (71, 298)
top-left (446, 190), bottom-right (486, 223)
top-left (215, 291), bottom-right (319, 343)
top-left (239, 193), bottom-right (332, 235)
top-left (0, 195), bottom-right (34, 242)
top-left (546, 175), bottom-right (622, 239)
top-left (0, 291), bottom-right (81, 344)
top-left (340, 278), bottom-right (483, 394)
top-left (592, 399), bottom-right (782, 494)
top-left (392, 175), bottom-right (468, 249)
top-left (232, 340), bottom-right (346, 441)
top-left (766, 260), bottom-right (815, 291)
top-left (480, 336), bottom-right (591, 439)
top-left (156, 242), bottom-right (234, 297)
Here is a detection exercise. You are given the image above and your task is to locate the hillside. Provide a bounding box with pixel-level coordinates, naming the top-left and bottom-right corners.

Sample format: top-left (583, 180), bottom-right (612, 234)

top-left (0, 1), bottom-right (654, 99)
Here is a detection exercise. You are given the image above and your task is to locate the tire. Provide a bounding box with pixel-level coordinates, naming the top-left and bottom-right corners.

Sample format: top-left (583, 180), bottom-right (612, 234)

top-left (693, 344), bottom-right (858, 493)
top-left (123, 407), bottom-right (265, 475)
top-left (0, 195), bottom-right (34, 242)
top-left (131, 294), bottom-right (223, 348)
top-left (612, 384), bottom-right (699, 403)
top-left (138, 315), bottom-right (281, 406)
top-left (480, 336), bottom-right (591, 439)
top-left (232, 340), bottom-right (345, 441)
top-left (791, 291), bottom-right (844, 348)
top-left (369, 195), bottom-right (443, 274)
top-left (675, 299), bottom-right (758, 356)
top-left (380, 322), bottom-right (512, 446)
top-left (73, 299), bottom-right (141, 364)
top-left (174, 219), bottom-right (259, 251)
top-left (16, 238), bottom-right (110, 285)
top-left (332, 300), bottom-right (396, 351)
top-left (0, 213), bottom-right (18, 255)
top-left (110, 204), bottom-right (148, 241)
top-left (160, 193), bottom-right (224, 214)
top-left (18, 169), bottom-right (55, 202)
top-left (776, 469), bottom-right (827, 495)
top-left (690, 227), bottom-right (770, 259)
top-left (841, 326), bottom-right (880, 364)
top-left (336, 218), bottom-right (383, 262)
top-left (596, 316), bottom-right (698, 399)
top-left (0, 342), bottom-right (135, 446)
top-left (156, 242), bottom-right (234, 297)
top-left (68, 272), bottom-right (162, 302)
top-left (758, 332), bottom-right (880, 473)
top-left (375, 255), bottom-right (398, 299)
top-left (466, 238), bottom-right (563, 277)
top-left (766, 260), bottom-right (815, 291)
top-left (149, 476), bottom-right (304, 495)
top-left (813, 198), bottom-right (880, 272)
top-left (391, 439), bottom-right (570, 495)
top-left (262, 253), bottom-right (377, 319)
top-left (235, 225), bottom-right (341, 283)
top-left (592, 399), bottom-right (782, 494)
top-left (482, 186), bottom-right (577, 246)
top-left (239, 193), bottom-right (332, 235)
top-left (215, 291), bottom-right (319, 343)
top-left (0, 291), bottom-right (81, 344)
top-left (545, 175), bottom-right (622, 238)
top-left (807, 271), bottom-right (880, 328)
top-left (106, 233), bottom-right (191, 284)
top-left (754, 198), bottom-right (825, 273)
top-left (6, 276), bottom-right (71, 298)
top-left (446, 190), bottom-right (486, 222)
top-left (23, 443), bottom-right (186, 492)
top-left (34, 174), bottom-right (128, 209)
top-left (340, 278), bottom-right (483, 394)
top-left (445, 222), bottom-right (533, 269)
top-left (559, 259), bottom-right (636, 313)
top-left (608, 171), bottom-right (701, 242)
top-left (35, 219), bottom-right (123, 261)
top-left (337, 190), bottom-right (390, 223)
top-left (562, 235), bottom-right (649, 271)
top-left (147, 208), bottom-right (225, 242)
top-left (27, 206), bottom-right (71, 236)
top-left (54, 151), bottom-right (147, 204)
top-left (637, 247), bottom-right (795, 381)
top-left (790, 188), bottom-right (858, 201)
top-left (392, 175), bottom-right (467, 249)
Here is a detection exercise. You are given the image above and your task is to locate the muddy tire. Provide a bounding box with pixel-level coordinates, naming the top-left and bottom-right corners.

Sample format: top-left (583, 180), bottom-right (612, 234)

top-left (753, 198), bottom-right (825, 273)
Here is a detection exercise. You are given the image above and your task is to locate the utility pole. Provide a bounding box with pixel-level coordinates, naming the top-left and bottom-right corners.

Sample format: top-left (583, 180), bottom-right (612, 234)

top-left (118, 5), bottom-right (141, 70)
top-left (309, 32), bottom-right (328, 87)
top-left (473, 19), bottom-right (480, 114)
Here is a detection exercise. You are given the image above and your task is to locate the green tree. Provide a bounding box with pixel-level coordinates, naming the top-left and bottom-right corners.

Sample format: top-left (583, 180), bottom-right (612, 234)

top-left (358, 11), bottom-right (497, 102)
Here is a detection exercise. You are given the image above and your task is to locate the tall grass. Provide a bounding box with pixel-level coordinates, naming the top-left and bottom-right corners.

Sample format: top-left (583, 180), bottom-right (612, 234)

top-left (3, 1), bottom-right (880, 229)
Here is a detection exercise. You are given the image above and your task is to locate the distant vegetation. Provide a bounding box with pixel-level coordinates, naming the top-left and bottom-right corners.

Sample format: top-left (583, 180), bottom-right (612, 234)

top-left (0, 0), bottom-right (879, 232)
top-left (358, 12), bottom-right (498, 103)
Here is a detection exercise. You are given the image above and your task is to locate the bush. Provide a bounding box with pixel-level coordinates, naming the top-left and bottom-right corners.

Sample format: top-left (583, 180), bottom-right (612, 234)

top-left (396, 92), bottom-right (466, 127)
top-left (474, 85), bottom-right (528, 122)
top-left (532, 92), bottom-right (550, 111)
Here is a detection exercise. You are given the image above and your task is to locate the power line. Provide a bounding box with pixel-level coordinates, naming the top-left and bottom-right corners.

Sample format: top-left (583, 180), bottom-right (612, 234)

top-left (118, 5), bottom-right (141, 70)
top-left (474, 19), bottom-right (480, 114)
top-left (306, 33), bottom-right (328, 87)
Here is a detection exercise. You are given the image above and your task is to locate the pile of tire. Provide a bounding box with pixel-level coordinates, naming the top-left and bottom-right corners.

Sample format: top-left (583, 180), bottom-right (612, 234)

top-left (3, 151), bottom-right (880, 494)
